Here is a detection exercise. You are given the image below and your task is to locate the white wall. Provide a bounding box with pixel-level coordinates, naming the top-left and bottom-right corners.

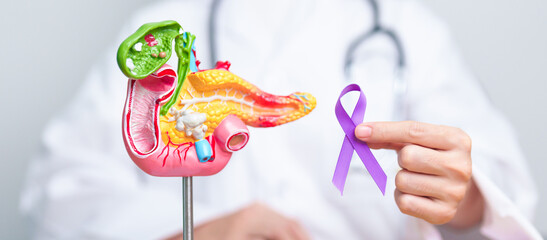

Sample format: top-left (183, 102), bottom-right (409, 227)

top-left (1, 0), bottom-right (545, 239)
top-left (0, 1), bottom-right (152, 239)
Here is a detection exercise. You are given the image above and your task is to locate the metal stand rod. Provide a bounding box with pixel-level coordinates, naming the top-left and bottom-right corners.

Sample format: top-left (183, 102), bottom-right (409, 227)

top-left (182, 177), bottom-right (193, 240)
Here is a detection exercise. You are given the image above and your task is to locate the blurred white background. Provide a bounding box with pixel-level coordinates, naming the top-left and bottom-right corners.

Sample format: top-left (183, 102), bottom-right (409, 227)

top-left (1, 0), bottom-right (545, 239)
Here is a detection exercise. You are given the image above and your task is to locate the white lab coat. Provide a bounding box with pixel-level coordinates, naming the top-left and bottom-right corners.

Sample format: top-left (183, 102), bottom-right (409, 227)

top-left (21, 0), bottom-right (541, 239)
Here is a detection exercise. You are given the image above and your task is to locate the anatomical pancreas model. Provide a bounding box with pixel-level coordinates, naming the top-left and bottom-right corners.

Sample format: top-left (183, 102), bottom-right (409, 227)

top-left (117, 20), bottom-right (316, 177)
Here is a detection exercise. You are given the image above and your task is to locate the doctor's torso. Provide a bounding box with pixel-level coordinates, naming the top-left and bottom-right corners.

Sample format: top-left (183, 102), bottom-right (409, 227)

top-left (125, 0), bottom-right (426, 239)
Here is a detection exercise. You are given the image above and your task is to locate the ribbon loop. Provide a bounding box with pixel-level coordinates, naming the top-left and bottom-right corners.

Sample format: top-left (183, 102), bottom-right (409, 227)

top-left (332, 84), bottom-right (387, 195)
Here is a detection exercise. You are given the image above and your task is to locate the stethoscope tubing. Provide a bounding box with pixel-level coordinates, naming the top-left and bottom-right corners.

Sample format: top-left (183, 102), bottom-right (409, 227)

top-left (207, 0), bottom-right (407, 120)
top-left (208, 0), bottom-right (405, 76)
top-left (208, 0), bottom-right (407, 120)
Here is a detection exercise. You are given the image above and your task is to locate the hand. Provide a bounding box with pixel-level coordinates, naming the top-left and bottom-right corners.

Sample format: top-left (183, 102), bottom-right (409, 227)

top-left (165, 202), bottom-right (310, 240)
top-left (355, 121), bottom-right (484, 227)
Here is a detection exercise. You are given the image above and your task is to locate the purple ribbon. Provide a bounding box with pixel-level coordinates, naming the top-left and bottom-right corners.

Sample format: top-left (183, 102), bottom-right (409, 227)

top-left (333, 84), bottom-right (387, 195)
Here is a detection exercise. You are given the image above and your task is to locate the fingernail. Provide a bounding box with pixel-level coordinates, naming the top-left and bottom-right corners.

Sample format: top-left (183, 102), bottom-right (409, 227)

top-left (355, 125), bottom-right (372, 139)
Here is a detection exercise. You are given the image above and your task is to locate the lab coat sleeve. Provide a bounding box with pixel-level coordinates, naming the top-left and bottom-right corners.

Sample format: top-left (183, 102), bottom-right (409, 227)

top-left (20, 48), bottom-right (218, 240)
top-left (400, 3), bottom-right (541, 239)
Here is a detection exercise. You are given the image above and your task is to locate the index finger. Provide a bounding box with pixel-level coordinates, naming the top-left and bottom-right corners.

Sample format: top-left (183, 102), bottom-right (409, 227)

top-left (355, 121), bottom-right (465, 150)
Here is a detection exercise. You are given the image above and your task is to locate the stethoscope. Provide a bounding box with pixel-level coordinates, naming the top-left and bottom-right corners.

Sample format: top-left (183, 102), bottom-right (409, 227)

top-left (208, 0), bottom-right (407, 119)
